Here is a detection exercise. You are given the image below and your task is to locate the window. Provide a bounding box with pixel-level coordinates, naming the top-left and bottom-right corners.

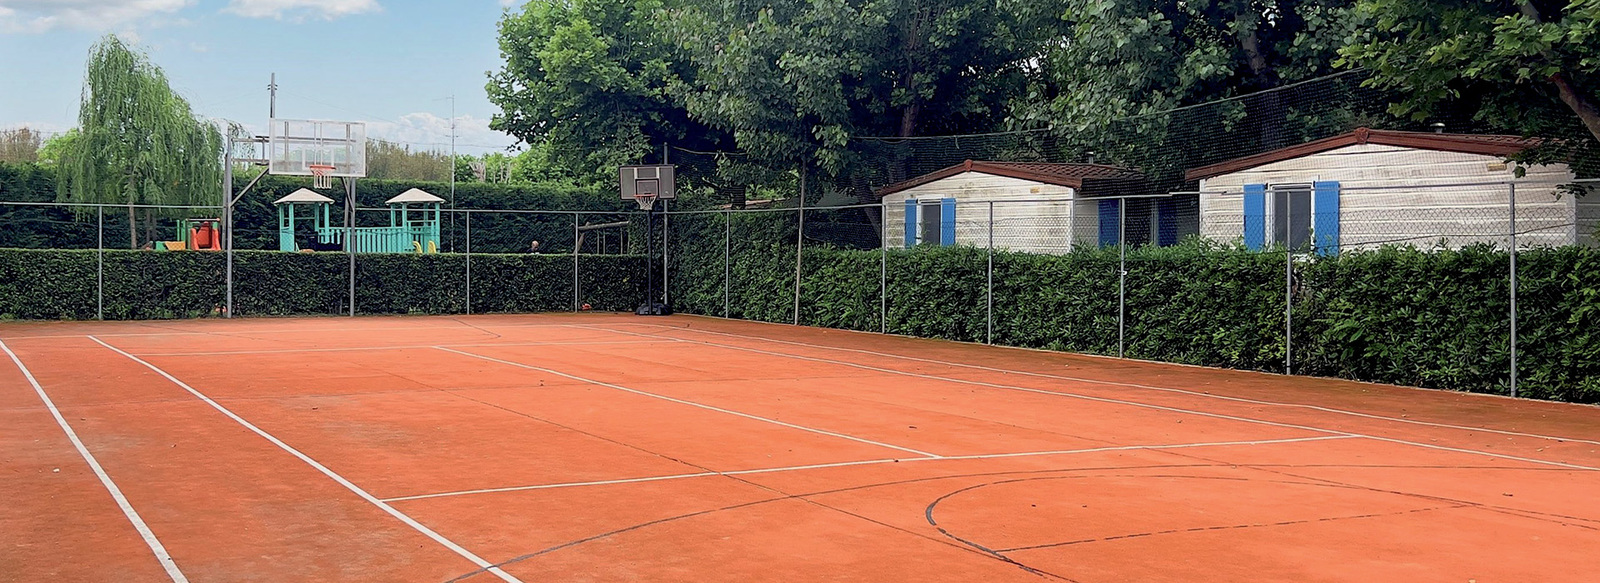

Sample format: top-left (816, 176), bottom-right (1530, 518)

top-left (906, 198), bottom-right (955, 246)
top-left (1271, 185), bottom-right (1313, 250)
top-left (1244, 181), bottom-right (1339, 254)
top-left (919, 200), bottom-right (944, 245)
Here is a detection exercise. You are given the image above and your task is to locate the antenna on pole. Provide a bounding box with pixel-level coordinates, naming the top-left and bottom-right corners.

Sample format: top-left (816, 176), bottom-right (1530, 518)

top-left (448, 95), bottom-right (456, 250)
top-left (268, 73), bottom-right (278, 119)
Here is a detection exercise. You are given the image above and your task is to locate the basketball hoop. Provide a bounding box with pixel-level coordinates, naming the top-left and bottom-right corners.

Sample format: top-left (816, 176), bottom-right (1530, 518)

top-left (634, 192), bottom-right (659, 211)
top-left (309, 164), bottom-right (336, 189)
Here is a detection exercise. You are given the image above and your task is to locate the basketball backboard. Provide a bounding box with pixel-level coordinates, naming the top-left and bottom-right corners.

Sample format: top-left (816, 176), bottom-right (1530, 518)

top-left (620, 165), bottom-right (676, 202)
top-left (267, 119), bottom-right (367, 178)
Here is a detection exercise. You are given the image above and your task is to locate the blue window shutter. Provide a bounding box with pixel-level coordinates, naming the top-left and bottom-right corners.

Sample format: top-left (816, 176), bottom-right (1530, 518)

top-left (1157, 198), bottom-right (1179, 246)
top-left (1098, 199), bottom-right (1120, 247)
top-left (903, 199), bottom-right (918, 247)
top-left (940, 198), bottom-right (957, 246)
top-left (1313, 181), bottom-right (1340, 256)
top-left (1243, 184), bottom-right (1266, 251)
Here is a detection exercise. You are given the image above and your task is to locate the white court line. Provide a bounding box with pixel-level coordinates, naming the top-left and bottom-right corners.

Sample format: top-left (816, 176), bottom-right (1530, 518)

top-left (435, 346), bottom-right (942, 459)
top-left (134, 338), bottom-right (683, 357)
top-left (0, 340), bottom-right (190, 583)
top-left (575, 325), bottom-right (1600, 473)
top-left (87, 337), bottom-right (525, 583)
top-left (625, 322), bottom-right (1600, 448)
top-left (382, 435), bottom-right (1357, 502)
top-left (4, 321), bottom-right (600, 340)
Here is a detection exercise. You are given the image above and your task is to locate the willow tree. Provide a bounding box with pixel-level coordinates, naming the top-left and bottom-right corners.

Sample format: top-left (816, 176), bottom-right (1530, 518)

top-left (57, 35), bottom-right (224, 248)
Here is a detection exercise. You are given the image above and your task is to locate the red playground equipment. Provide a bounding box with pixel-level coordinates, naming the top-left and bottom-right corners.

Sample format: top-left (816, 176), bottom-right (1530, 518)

top-left (156, 218), bottom-right (223, 251)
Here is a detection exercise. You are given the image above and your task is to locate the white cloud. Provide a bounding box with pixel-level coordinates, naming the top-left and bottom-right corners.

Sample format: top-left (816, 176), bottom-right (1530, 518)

top-left (0, 0), bottom-right (191, 33)
top-left (224, 0), bottom-right (379, 20)
top-left (366, 112), bottom-right (518, 155)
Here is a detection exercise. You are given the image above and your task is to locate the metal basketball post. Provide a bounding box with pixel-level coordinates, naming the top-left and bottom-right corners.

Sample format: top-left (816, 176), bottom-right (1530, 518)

top-left (621, 164), bottom-right (674, 316)
top-left (346, 177), bottom-right (357, 317)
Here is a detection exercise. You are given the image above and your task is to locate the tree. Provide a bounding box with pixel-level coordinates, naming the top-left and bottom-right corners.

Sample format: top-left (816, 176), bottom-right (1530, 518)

top-left (667, 0), bottom-right (1045, 184)
top-left (365, 139), bottom-right (451, 181)
top-left (57, 35), bottom-right (225, 248)
top-left (1339, 0), bottom-right (1600, 147)
top-left (36, 130), bottom-right (78, 167)
top-left (1021, 0), bottom-right (1361, 130)
top-left (0, 127), bottom-right (45, 163)
top-left (487, 0), bottom-right (730, 186)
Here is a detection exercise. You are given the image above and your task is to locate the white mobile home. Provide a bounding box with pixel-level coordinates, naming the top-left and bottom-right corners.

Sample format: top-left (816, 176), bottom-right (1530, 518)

top-left (877, 160), bottom-right (1188, 253)
top-left (1188, 128), bottom-right (1595, 252)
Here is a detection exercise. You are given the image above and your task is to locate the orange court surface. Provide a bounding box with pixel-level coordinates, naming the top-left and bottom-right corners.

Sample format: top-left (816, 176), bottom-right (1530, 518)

top-left (3, 313), bottom-right (1599, 582)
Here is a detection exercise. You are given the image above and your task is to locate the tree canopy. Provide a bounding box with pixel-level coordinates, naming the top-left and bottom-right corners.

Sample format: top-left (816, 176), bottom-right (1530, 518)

top-left (1340, 0), bottom-right (1600, 160)
top-left (57, 35), bottom-right (225, 247)
top-left (488, 0), bottom-right (1600, 194)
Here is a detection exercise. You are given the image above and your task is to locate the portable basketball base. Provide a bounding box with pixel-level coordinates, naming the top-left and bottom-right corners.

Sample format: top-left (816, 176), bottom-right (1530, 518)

top-left (622, 165), bottom-right (677, 316)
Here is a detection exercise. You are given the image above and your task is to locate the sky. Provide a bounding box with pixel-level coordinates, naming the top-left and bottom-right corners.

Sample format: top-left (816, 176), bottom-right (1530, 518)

top-left (0, 0), bottom-right (524, 154)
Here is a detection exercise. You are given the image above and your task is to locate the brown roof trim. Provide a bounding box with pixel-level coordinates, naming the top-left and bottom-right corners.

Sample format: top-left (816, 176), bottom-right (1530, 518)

top-left (875, 160), bottom-right (1142, 197)
top-left (1184, 127), bottom-right (1542, 181)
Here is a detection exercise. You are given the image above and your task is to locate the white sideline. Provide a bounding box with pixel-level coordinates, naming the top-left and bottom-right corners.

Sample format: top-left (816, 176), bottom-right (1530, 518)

top-left (87, 337), bottom-right (525, 583)
top-left (575, 325), bottom-right (1600, 473)
top-left (0, 340), bottom-right (190, 583)
top-left (628, 322), bottom-right (1600, 448)
top-left (434, 346), bottom-right (942, 459)
top-left (134, 338), bottom-right (683, 357)
top-left (381, 435), bottom-right (1357, 502)
top-left (5, 321), bottom-right (599, 340)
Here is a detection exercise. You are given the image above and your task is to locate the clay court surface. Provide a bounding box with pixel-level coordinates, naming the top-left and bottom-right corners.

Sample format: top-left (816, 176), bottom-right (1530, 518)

top-left (3, 314), bottom-right (1600, 582)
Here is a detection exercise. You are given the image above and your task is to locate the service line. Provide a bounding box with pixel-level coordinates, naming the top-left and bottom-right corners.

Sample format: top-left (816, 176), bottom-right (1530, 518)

top-left (382, 435), bottom-right (1357, 502)
top-left (575, 324), bottom-right (1600, 473)
top-left (435, 346), bottom-right (942, 459)
top-left (626, 321), bottom-right (1600, 448)
top-left (87, 336), bottom-right (526, 583)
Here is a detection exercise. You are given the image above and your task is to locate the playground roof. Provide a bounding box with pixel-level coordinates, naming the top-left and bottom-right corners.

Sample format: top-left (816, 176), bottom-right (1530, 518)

top-left (273, 189), bottom-right (335, 205)
top-left (387, 189), bottom-right (446, 204)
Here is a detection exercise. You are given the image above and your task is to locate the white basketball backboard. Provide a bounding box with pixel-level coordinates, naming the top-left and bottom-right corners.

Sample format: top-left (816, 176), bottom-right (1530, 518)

top-left (267, 119), bottom-right (367, 178)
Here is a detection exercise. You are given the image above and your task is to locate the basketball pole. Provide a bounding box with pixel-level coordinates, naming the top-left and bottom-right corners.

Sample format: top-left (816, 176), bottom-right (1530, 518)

top-left (223, 141), bottom-right (234, 318)
top-left (346, 176), bottom-right (356, 317)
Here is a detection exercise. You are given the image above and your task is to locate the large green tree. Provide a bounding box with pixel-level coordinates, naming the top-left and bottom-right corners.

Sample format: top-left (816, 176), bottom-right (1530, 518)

top-left (486, 0), bottom-right (730, 186)
top-left (1022, 0), bottom-right (1361, 129)
top-left (667, 0), bottom-right (1046, 180)
top-left (1340, 0), bottom-right (1600, 148)
top-left (58, 35), bottom-right (225, 248)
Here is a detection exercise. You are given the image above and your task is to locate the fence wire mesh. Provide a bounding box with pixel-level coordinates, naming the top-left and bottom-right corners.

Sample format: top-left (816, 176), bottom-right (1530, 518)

top-left (3, 175), bottom-right (1597, 401)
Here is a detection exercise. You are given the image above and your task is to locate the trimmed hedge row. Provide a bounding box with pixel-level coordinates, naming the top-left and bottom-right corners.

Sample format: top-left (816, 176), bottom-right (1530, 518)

top-left (670, 238), bottom-right (1600, 403)
top-left (0, 249), bottom-right (645, 320)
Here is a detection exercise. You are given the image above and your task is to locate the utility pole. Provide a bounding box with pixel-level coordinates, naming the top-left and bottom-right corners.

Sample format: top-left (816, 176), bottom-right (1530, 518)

top-left (448, 95), bottom-right (456, 250)
top-left (268, 73), bottom-right (277, 118)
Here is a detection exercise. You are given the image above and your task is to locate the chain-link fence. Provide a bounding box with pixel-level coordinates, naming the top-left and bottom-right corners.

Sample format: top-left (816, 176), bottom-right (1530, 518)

top-left (660, 179), bottom-right (1598, 402)
top-left (2, 176), bottom-right (1597, 402)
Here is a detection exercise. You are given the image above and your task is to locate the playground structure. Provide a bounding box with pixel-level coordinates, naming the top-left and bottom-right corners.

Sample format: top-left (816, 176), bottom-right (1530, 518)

top-left (154, 218), bottom-right (224, 251)
top-left (273, 188), bottom-right (443, 253)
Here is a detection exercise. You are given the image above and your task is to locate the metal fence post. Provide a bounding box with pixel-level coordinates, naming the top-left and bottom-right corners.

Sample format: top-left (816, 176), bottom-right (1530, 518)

top-left (573, 212), bottom-right (581, 312)
top-left (793, 193), bottom-right (804, 326)
top-left (1510, 182), bottom-right (1518, 398)
top-left (1286, 211), bottom-right (1294, 376)
top-left (465, 210), bottom-right (472, 315)
top-left (1117, 198), bottom-right (1126, 358)
top-left (880, 202), bottom-right (888, 334)
top-left (723, 209), bottom-right (731, 318)
top-left (987, 201), bottom-right (994, 345)
top-left (96, 205), bottom-right (104, 321)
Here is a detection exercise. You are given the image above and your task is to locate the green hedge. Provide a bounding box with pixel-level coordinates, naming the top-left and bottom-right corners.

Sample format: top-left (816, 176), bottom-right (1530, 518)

top-left (0, 163), bottom-right (635, 254)
top-left (0, 249), bottom-right (645, 320)
top-left (669, 232), bottom-right (1600, 404)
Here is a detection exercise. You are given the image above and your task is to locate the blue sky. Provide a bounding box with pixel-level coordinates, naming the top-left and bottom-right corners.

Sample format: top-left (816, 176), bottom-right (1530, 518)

top-left (0, 0), bottom-right (523, 154)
